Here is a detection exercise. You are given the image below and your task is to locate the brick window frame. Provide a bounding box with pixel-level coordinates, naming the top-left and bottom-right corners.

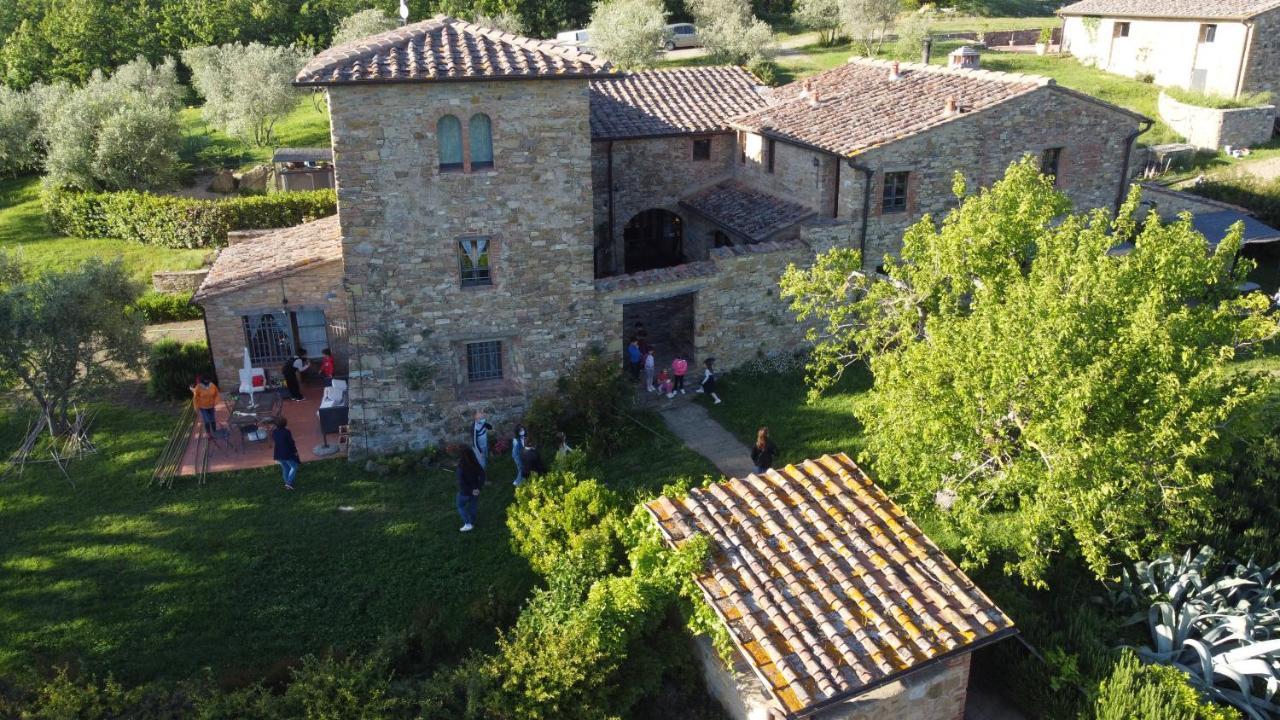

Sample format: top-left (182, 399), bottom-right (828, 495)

top-left (881, 171), bottom-right (910, 214)
top-left (458, 235), bottom-right (493, 288)
top-left (435, 111), bottom-right (497, 174)
top-left (452, 335), bottom-right (521, 400)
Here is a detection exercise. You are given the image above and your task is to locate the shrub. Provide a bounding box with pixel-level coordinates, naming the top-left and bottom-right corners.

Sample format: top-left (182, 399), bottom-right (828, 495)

top-left (521, 348), bottom-right (632, 453)
top-left (147, 339), bottom-right (214, 401)
top-left (508, 470), bottom-right (626, 578)
top-left (1164, 86), bottom-right (1274, 109)
top-left (746, 57), bottom-right (781, 86)
top-left (1191, 174), bottom-right (1280, 228)
top-left (43, 187), bottom-right (337, 248)
top-left (131, 291), bottom-right (203, 324)
top-left (1094, 650), bottom-right (1238, 720)
top-left (279, 653), bottom-right (403, 719)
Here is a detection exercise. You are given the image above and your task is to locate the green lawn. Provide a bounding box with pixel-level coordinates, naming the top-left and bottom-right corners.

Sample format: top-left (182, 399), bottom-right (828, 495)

top-left (0, 403), bottom-right (714, 684)
top-left (0, 176), bottom-right (205, 283)
top-left (179, 97), bottom-right (332, 172)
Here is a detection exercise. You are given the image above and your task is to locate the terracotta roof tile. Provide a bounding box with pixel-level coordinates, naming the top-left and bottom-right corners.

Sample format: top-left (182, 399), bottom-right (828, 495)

top-left (1058, 0), bottom-right (1280, 19)
top-left (730, 58), bottom-right (1049, 157)
top-left (193, 216), bottom-right (342, 302)
top-left (590, 67), bottom-right (769, 139)
top-left (644, 453), bottom-right (1016, 717)
top-left (680, 181), bottom-right (816, 242)
top-left (296, 15), bottom-right (611, 85)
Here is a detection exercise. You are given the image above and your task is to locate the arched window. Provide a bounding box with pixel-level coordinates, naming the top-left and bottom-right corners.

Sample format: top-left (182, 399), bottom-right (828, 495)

top-left (438, 115), bottom-right (463, 171)
top-left (469, 113), bottom-right (493, 170)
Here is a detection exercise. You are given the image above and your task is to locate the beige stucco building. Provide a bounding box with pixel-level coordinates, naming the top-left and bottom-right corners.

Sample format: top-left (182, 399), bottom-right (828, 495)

top-left (193, 16), bottom-right (1147, 456)
top-left (1059, 0), bottom-right (1280, 98)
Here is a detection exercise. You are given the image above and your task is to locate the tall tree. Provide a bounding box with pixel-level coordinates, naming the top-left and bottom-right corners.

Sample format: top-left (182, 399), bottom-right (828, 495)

top-left (0, 255), bottom-right (144, 435)
top-left (183, 43), bottom-right (306, 147)
top-left (687, 0), bottom-right (773, 64)
top-left (329, 9), bottom-right (400, 48)
top-left (587, 0), bottom-right (668, 69)
top-left (841, 0), bottom-right (900, 56)
top-left (793, 0), bottom-right (843, 46)
top-left (780, 159), bottom-right (1279, 586)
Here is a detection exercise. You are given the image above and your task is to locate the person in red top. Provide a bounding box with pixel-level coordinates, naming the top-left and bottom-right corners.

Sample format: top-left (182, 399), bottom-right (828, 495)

top-left (319, 347), bottom-right (335, 383)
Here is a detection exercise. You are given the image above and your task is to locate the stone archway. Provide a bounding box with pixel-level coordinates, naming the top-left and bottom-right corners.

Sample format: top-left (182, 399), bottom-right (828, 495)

top-left (623, 209), bottom-right (684, 274)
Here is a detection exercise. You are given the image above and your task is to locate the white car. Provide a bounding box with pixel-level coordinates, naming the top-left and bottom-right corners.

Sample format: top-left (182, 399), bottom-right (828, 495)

top-left (555, 29), bottom-right (591, 50)
top-left (664, 23), bottom-right (699, 51)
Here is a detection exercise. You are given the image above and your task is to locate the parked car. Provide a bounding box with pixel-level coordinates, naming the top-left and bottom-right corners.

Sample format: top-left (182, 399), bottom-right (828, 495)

top-left (555, 29), bottom-right (590, 50)
top-left (664, 23), bottom-right (698, 51)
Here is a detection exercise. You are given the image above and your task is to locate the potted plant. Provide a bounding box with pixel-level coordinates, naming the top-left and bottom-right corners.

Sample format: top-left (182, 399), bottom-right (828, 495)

top-left (1035, 27), bottom-right (1052, 55)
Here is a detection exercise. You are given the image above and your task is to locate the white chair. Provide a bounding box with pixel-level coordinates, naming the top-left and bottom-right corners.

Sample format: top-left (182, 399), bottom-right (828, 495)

top-left (239, 368), bottom-right (267, 408)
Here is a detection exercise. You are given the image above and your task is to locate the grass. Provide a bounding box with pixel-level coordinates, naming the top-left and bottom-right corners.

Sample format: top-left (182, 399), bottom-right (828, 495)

top-left (178, 97), bottom-right (332, 172)
top-left (0, 402), bottom-right (714, 685)
top-left (0, 176), bottom-right (205, 283)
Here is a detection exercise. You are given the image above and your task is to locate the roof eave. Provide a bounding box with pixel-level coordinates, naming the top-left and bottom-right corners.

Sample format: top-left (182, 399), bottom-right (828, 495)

top-left (295, 71), bottom-right (619, 88)
top-left (590, 128), bottom-right (735, 142)
top-left (1058, 8), bottom-right (1258, 20)
top-left (192, 256), bottom-right (344, 304)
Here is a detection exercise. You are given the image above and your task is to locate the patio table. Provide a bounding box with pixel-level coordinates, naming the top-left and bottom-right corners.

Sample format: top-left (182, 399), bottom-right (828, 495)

top-left (228, 392), bottom-right (283, 451)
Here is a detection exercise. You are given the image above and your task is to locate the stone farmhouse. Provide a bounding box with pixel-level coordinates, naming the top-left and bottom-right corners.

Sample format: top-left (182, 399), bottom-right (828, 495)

top-left (194, 16), bottom-right (1148, 455)
top-left (1059, 0), bottom-right (1280, 98)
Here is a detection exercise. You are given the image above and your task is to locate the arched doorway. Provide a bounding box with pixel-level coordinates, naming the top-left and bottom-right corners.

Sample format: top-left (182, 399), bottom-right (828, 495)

top-left (623, 209), bottom-right (684, 274)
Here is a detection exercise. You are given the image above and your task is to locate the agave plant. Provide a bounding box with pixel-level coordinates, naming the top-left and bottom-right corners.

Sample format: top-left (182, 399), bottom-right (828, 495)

top-left (1108, 546), bottom-right (1280, 719)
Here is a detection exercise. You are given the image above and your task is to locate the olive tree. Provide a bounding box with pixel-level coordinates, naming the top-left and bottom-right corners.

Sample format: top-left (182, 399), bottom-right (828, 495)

top-left (0, 255), bottom-right (144, 435)
top-left (329, 9), bottom-right (398, 48)
top-left (687, 0), bottom-right (773, 64)
top-left (793, 0), bottom-right (843, 46)
top-left (0, 86), bottom-right (40, 176)
top-left (587, 0), bottom-right (668, 70)
top-left (780, 159), bottom-right (1279, 586)
top-left (183, 43), bottom-right (307, 147)
top-left (842, 0), bottom-right (901, 55)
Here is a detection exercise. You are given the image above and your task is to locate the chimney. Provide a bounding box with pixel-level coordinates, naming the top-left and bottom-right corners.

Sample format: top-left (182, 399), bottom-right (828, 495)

top-left (922, 37), bottom-right (933, 65)
top-left (948, 46), bottom-right (981, 70)
top-left (888, 62), bottom-right (901, 81)
top-left (944, 97), bottom-right (959, 116)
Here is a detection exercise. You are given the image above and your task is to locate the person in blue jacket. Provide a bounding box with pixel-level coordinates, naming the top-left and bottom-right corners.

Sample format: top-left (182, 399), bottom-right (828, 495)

top-left (272, 417), bottom-right (300, 490)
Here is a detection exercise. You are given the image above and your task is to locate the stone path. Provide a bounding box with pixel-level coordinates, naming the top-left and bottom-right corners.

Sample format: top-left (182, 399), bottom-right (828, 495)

top-left (657, 399), bottom-right (756, 480)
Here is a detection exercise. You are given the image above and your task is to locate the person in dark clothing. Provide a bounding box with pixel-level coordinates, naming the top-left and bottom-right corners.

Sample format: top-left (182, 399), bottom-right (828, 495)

top-left (282, 350), bottom-right (310, 401)
top-left (750, 426), bottom-right (778, 475)
top-left (626, 337), bottom-right (642, 381)
top-left (272, 417), bottom-right (300, 489)
top-left (456, 445), bottom-right (486, 532)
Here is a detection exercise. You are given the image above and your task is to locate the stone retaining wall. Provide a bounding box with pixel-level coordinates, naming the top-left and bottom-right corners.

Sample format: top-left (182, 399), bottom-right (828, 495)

top-left (1158, 91), bottom-right (1277, 150)
top-left (152, 269), bottom-right (210, 294)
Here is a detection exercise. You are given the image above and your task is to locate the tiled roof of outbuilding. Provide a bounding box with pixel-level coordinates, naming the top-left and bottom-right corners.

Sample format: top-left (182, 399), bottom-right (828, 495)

top-left (645, 453), bottom-right (1016, 718)
top-left (296, 15), bottom-right (611, 86)
top-left (590, 67), bottom-right (769, 139)
top-left (1058, 0), bottom-right (1280, 19)
top-left (193, 216), bottom-right (342, 302)
top-left (679, 181), bottom-right (815, 241)
top-left (730, 58), bottom-right (1050, 157)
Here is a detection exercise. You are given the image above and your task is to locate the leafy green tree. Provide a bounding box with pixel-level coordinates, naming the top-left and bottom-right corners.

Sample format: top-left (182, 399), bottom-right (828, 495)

top-left (841, 0), bottom-right (900, 55)
top-left (329, 8), bottom-right (399, 48)
top-left (780, 159), bottom-right (1279, 585)
top-left (793, 0), bottom-right (843, 46)
top-left (0, 19), bottom-right (52, 90)
top-left (0, 85), bottom-right (39, 175)
top-left (508, 469), bottom-right (626, 578)
top-left (587, 0), bottom-right (668, 69)
top-left (0, 254), bottom-right (144, 434)
top-left (183, 43), bottom-right (306, 147)
top-left (687, 0), bottom-right (773, 63)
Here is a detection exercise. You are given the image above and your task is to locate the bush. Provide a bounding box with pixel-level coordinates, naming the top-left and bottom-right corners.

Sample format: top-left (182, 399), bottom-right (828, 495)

top-left (147, 339), bottom-right (214, 401)
top-left (1094, 650), bottom-right (1238, 720)
top-left (522, 348), bottom-right (632, 453)
top-left (508, 470), bottom-right (626, 578)
top-left (43, 187), bottom-right (337, 248)
top-left (1191, 174), bottom-right (1280, 228)
top-left (131, 291), bottom-right (203, 324)
top-left (746, 57), bottom-right (781, 86)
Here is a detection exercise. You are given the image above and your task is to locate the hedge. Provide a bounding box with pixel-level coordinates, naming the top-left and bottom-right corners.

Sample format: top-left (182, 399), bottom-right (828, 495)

top-left (131, 291), bottom-right (203, 324)
top-left (1191, 175), bottom-right (1280, 229)
top-left (43, 187), bottom-right (337, 248)
top-left (147, 339), bottom-right (215, 400)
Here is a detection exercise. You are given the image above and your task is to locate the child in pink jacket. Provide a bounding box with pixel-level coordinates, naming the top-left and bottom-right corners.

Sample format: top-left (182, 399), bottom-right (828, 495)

top-left (669, 355), bottom-right (689, 398)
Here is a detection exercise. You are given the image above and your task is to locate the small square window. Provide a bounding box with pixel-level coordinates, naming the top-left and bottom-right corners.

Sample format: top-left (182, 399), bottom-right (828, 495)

top-left (692, 138), bottom-right (711, 161)
top-left (466, 341), bottom-right (503, 382)
top-left (882, 171), bottom-right (909, 214)
top-left (458, 236), bottom-right (491, 287)
top-left (1114, 21), bottom-right (1130, 38)
top-left (1040, 147), bottom-right (1063, 182)
top-left (1199, 24), bottom-right (1217, 43)
top-left (766, 138), bottom-right (776, 174)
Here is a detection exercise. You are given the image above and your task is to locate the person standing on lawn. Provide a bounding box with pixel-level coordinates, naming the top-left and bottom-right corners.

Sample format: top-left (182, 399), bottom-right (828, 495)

top-left (643, 348), bottom-right (657, 392)
top-left (751, 426), bottom-right (777, 475)
top-left (189, 375), bottom-right (220, 437)
top-left (272, 417), bottom-right (300, 490)
top-left (282, 350), bottom-right (310, 401)
top-left (697, 357), bottom-right (721, 404)
top-left (472, 410), bottom-right (493, 468)
top-left (456, 445), bottom-right (486, 532)
top-left (512, 425), bottom-right (528, 487)
top-left (626, 337), bottom-right (642, 382)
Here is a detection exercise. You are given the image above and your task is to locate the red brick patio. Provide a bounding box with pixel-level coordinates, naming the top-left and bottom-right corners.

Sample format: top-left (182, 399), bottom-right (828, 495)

top-left (178, 387), bottom-right (343, 476)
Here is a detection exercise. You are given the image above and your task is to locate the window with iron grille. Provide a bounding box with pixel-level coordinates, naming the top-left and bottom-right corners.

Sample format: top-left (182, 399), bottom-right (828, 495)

top-left (466, 341), bottom-right (503, 382)
top-left (459, 236), bottom-right (492, 287)
top-left (242, 312), bottom-right (294, 366)
top-left (692, 138), bottom-right (711, 161)
top-left (882, 171), bottom-right (909, 214)
top-left (1040, 147), bottom-right (1063, 183)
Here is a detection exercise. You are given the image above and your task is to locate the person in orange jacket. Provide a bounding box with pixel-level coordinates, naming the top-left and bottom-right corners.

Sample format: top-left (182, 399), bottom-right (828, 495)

top-left (189, 375), bottom-right (220, 436)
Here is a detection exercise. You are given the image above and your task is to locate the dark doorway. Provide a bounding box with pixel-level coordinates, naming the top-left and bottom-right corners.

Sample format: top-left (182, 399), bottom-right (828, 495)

top-left (623, 293), bottom-right (697, 371)
top-left (624, 209), bottom-right (684, 274)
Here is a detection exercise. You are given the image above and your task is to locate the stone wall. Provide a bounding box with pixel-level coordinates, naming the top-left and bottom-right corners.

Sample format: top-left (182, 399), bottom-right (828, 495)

top-left (695, 634), bottom-right (972, 720)
top-left (592, 134), bottom-right (737, 276)
top-left (1158, 91), bottom-right (1276, 150)
top-left (1244, 7), bottom-right (1280, 97)
top-left (1139, 182), bottom-right (1247, 221)
top-left (152, 269), bottom-right (209, 294)
top-left (845, 86), bottom-right (1139, 269)
top-left (737, 131), bottom-right (837, 215)
top-left (329, 79), bottom-right (603, 456)
top-left (199, 260), bottom-right (348, 388)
